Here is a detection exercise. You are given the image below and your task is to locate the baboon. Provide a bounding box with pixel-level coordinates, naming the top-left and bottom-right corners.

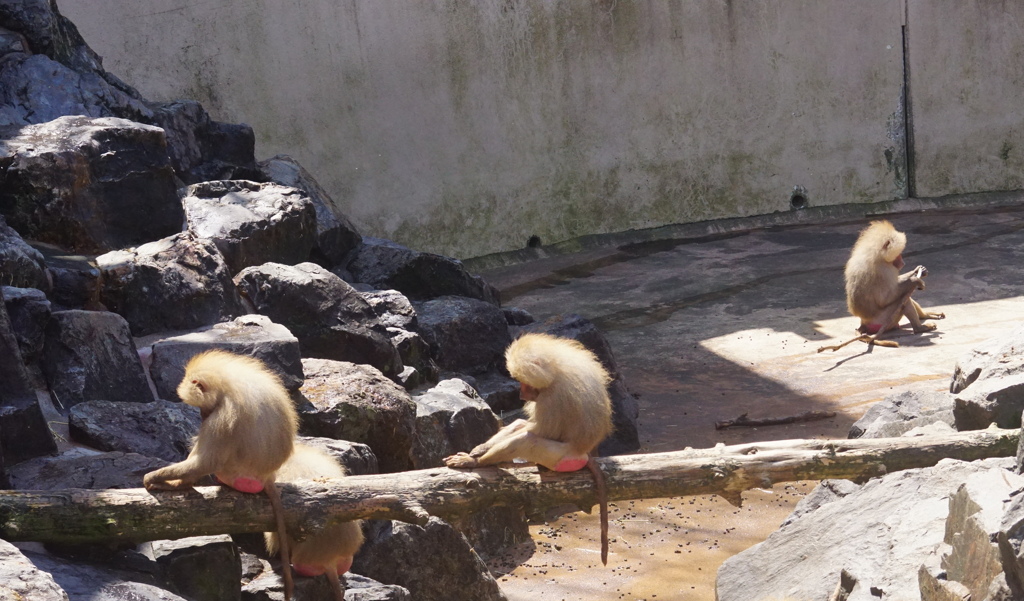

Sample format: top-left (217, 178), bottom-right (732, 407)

top-left (143, 350), bottom-right (298, 599)
top-left (819, 220), bottom-right (944, 352)
top-left (266, 443), bottom-right (364, 601)
top-left (445, 333), bottom-right (614, 563)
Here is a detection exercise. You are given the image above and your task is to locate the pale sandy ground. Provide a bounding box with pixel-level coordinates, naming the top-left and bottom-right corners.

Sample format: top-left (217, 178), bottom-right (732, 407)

top-left (477, 204), bottom-right (1024, 600)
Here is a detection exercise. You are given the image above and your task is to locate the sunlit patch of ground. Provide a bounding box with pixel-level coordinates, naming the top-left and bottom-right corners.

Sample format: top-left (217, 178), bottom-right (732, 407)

top-left (490, 484), bottom-right (814, 601)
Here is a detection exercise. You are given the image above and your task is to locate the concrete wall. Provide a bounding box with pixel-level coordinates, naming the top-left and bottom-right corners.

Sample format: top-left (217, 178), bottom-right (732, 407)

top-left (907, 0), bottom-right (1024, 197)
top-left (57, 0), bottom-right (1018, 259)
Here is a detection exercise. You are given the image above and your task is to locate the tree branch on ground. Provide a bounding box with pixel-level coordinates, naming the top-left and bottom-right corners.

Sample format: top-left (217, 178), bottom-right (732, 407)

top-left (0, 427), bottom-right (1015, 545)
top-left (714, 410), bottom-right (837, 430)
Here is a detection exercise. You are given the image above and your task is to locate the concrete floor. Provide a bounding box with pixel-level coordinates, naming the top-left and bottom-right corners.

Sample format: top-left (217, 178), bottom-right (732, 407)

top-left (475, 197), bottom-right (1024, 600)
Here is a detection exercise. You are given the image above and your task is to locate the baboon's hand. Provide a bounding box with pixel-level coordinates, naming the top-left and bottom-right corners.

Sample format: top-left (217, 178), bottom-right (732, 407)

top-left (444, 453), bottom-right (480, 469)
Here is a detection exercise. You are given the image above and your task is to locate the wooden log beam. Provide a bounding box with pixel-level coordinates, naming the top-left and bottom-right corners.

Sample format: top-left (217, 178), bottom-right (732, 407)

top-left (0, 427), bottom-right (1015, 545)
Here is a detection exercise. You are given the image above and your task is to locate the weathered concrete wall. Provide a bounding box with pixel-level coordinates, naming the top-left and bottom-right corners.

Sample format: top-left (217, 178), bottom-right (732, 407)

top-left (60, 0), bottom-right (912, 258)
top-left (907, 0), bottom-right (1024, 197)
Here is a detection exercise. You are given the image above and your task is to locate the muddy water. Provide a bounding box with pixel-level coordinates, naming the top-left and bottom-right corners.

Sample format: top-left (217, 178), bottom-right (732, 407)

top-left (479, 211), bottom-right (1024, 599)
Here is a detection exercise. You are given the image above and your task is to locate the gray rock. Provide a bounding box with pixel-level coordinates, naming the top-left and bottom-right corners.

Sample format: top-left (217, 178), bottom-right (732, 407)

top-left (0, 215), bottom-right (49, 290)
top-left (69, 400), bottom-right (200, 462)
top-left (235, 263), bottom-right (401, 377)
top-left (347, 238), bottom-right (500, 305)
top-left (502, 306), bottom-right (534, 326)
top-left (242, 570), bottom-right (410, 601)
top-left (294, 436), bottom-right (379, 476)
top-left (147, 536), bottom-right (241, 601)
top-left (0, 539), bottom-right (68, 601)
top-left (258, 155), bottom-right (362, 266)
top-left (22, 545), bottom-right (187, 601)
top-left (717, 458), bottom-right (1020, 601)
top-left (386, 327), bottom-right (438, 385)
top-left (8, 449), bottom-right (168, 490)
top-left (298, 359), bottom-right (417, 473)
top-left (183, 180), bottom-right (317, 275)
top-left (352, 517), bottom-right (507, 601)
top-left (146, 314), bottom-right (304, 401)
top-left (97, 233), bottom-right (244, 336)
top-left (413, 296), bottom-right (510, 376)
top-left (361, 289), bottom-right (417, 330)
top-left (0, 288), bottom-right (56, 472)
top-left (412, 379), bottom-right (501, 468)
top-left (950, 325), bottom-right (1024, 394)
top-left (41, 310), bottom-right (152, 410)
top-left (522, 313), bottom-right (641, 456)
top-left (468, 371), bottom-right (522, 414)
top-left (954, 374), bottom-right (1024, 430)
top-left (149, 100), bottom-right (259, 185)
top-left (0, 116), bottom-right (181, 253)
top-left (926, 479), bottom-right (1010, 600)
top-left (0, 52), bottom-right (149, 129)
top-left (780, 479), bottom-right (861, 528)
top-left (849, 390), bottom-right (956, 439)
top-left (3, 285), bottom-right (50, 361)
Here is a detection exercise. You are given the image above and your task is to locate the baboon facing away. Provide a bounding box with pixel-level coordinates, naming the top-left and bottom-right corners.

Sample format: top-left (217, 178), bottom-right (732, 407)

top-left (143, 350), bottom-right (299, 599)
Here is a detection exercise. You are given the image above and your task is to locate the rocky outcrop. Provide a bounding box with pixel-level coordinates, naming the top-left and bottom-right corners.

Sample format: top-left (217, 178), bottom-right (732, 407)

top-left (235, 262), bottom-right (403, 377)
top-left (182, 180), bottom-right (317, 275)
top-left (849, 389), bottom-right (956, 439)
top-left (347, 237), bottom-right (501, 305)
top-left (353, 518), bottom-right (508, 601)
top-left (146, 314), bottom-right (304, 401)
top-left (298, 358), bottom-right (418, 473)
top-left (97, 233), bottom-right (244, 336)
top-left (258, 154), bottom-right (362, 266)
top-left (0, 116), bottom-right (182, 253)
top-left (717, 458), bottom-right (1022, 601)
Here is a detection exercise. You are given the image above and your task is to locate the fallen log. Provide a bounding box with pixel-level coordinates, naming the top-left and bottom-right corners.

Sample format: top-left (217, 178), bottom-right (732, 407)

top-left (0, 427), bottom-right (1015, 545)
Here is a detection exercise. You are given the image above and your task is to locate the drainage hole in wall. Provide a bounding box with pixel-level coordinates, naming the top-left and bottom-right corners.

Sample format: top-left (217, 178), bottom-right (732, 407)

top-left (790, 188), bottom-right (809, 210)
top-left (527, 235), bottom-right (542, 248)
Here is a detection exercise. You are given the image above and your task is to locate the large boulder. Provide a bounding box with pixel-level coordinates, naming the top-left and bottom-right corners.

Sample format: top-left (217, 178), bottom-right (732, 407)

top-left (0, 214), bottom-right (49, 290)
top-left (848, 389), bottom-right (956, 439)
top-left (298, 359), bottom-right (417, 473)
top-left (147, 536), bottom-right (241, 601)
top-left (182, 180), bottom-right (317, 275)
top-left (68, 400), bottom-right (201, 463)
top-left (954, 375), bottom-right (1024, 430)
top-left (412, 378), bottom-right (501, 468)
top-left (413, 296), bottom-right (510, 376)
top-left (716, 458), bottom-right (1021, 601)
top-left (0, 539), bottom-right (71, 601)
top-left (8, 448), bottom-right (169, 490)
top-left (2, 285), bottom-right (49, 363)
top-left (353, 518), bottom-right (508, 601)
top-left (258, 154), bottom-right (362, 266)
top-left (41, 310), bottom-right (152, 409)
top-left (21, 544), bottom-right (190, 601)
top-left (346, 238), bottom-right (500, 305)
top-left (0, 116), bottom-right (182, 253)
top-left (522, 313), bottom-right (641, 455)
top-left (0, 51), bottom-right (147, 128)
top-left (950, 325), bottom-right (1024, 394)
top-left (96, 233), bottom-right (244, 336)
top-left (149, 100), bottom-right (259, 184)
top-left (146, 314), bottom-right (304, 402)
top-left (0, 285), bottom-right (56, 479)
top-left (235, 262), bottom-right (401, 377)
